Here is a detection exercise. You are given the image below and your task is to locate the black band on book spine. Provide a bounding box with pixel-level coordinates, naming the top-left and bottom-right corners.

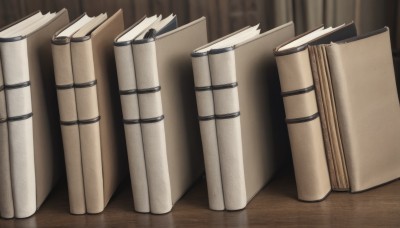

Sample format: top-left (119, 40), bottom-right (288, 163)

top-left (195, 86), bottom-right (212, 91)
top-left (123, 118), bottom-right (141, 124)
top-left (70, 36), bottom-right (91, 43)
top-left (0, 36), bottom-right (26, 42)
top-left (79, 116), bottom-right (101, 125)
top-left (114, 16), bottom-right (147, 46)
top-left (215, 112), bottom-right (240, 119)
top-left (8, 112), bottom-right (33, 122)
top-left (191, 51), bottom-right (208, 57)
top-left (74, 80), bottom-right (97, 88)
top-left (286, 112), bottom-right (319, 124)
top-left (60, 120), bottom-right (79, 126)
top-left (198, 115), bottom-right (216, 121)
top-left (0, 85), bottom-right (4, 91)
top-left (57, 83), bottom-right (74, 90)
top-left (208, 46), bottom-right (235, 55)
top-left (137, 86), bottom-right (161, 94)
top-left (281, 85), bottom-right (315, 97)
top-left (213, 82), bottom-right (238, 90)
top-left (120, 89), bottom-right (138, 95)
top-left (140, 115), bottom-right (165, 124)
top-left (5, 81), bottom-right (30, 90)
top-left (132, 37), bottom-right (156, 45)
top-left (0, 118), bottom-right (7, 123)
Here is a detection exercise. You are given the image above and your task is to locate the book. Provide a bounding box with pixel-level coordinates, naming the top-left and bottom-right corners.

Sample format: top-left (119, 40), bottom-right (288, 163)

top-left (0, 54), bottom-right (13, 219)
top-left (51, 10), bottom-right (127, 214)
top-left (52, 13), bottom-right (103, 215)
top-left (323, 27), bottom-right (400, 192)
top-left (191, 22), bottom-right (294, 210)
top-left (191, 28), bottom-right (251, 211)
top-left (0, 9), bottom-right (68, 218)
top-left (113, 14), bottom-right (175, 213)
top-left (274, 23), bottom-right (357, 201)
top-left (114, 15), bottom-right (206, 214)
top-left (274, 24), bottom-right (400, 201)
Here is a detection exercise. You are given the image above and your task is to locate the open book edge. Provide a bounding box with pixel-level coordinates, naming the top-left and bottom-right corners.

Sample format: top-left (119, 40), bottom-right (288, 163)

top-left (0, 12), bottom-right (57, 38)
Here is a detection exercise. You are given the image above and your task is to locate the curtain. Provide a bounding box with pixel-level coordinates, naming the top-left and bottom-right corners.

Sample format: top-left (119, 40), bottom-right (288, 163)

top-left (268, 0), bottom-right (393, 36)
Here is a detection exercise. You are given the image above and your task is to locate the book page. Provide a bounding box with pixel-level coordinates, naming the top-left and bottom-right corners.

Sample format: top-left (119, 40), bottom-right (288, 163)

top-left (117, 15), bottom-right (160, 42)
top-left (195, 25), bottom-right (260, 53)
top-left (72, 13), bottom-right (108, 38)
top-left (278, 24), bottom-right (345, 51)
top-left (135, 15), bottom-right (175, 40)
top-left (57, 14), bottom-right (93, 37)
top-left (0, 12), bottom-right (44, 38)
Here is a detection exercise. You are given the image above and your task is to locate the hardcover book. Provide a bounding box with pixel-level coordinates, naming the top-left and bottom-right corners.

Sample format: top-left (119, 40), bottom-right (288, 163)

top-left (274, 24), bottom-right (400, 201)
top-left (0, 9), bottom-right (68, 218)
top-left (51, 10), bottom-right (127, 214)
top-left (191, 22), bottom-right (294, 210)
top-left (114, 15), bottom-right (207, 214)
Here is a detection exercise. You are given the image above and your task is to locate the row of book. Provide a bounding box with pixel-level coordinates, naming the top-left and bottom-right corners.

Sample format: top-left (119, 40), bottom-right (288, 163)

top-left (0, 9), bottom-right (399, 219)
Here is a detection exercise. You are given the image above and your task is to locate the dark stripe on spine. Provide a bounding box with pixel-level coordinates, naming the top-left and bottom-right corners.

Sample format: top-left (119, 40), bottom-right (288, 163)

top-left (60, 120), bottom-right (79, 126)
top-left (8, 112), bottom-right (33, 122)
top-left (57, 83), bottom-right (74, 90)
top-left (286, 113), bottom-right (319, 124)
top-left (137, 86), bottom-right (161, 94)
top-left (195, 86), bottom-right (212, 91)
top-left (140, 115), bottom-right (164, 124)
top-left (0, 85), bottom-right (4, 91)
top-left (123, 118), bottom-right (140, 124)
top-left (120, 89), bottom-right (138, 95)
top-left (74, 80), bottom-right (97, 88)
top-left (79, 116), bottom-right (101, 124)
top-left (198, 115), bottom-right (216, 121)
top-left (281, 85), bottom-right (315, 97)
top-left (215, 112), bottom-right (240, 119)
top-left (5, 81), bottom-right (30, 90)
top-left (213, 82), bottom-right (238, 90)
top-left (0, 118), bottom-right (7, 123)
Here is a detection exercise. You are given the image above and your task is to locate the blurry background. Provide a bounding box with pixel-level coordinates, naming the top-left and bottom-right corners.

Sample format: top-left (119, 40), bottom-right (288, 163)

top-left (0, 0), bottom-right (398, 45)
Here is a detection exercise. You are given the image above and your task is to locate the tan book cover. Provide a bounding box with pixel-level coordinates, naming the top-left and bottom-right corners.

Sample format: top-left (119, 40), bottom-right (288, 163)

top-left (0, 9), bottom-right (68, 218)
top-left (192, 22), bottom-right (294, 210)
top-left (114, 16), bottom-right (207, 214)
top-left (275, 24), bottom-right (400, 201)
top-left (52, 10), bottom-right (127, 214)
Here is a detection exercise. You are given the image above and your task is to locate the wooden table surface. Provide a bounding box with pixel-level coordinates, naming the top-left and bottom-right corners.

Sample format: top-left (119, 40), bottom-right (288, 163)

top-left (1, 168), bottom-right (399, 227)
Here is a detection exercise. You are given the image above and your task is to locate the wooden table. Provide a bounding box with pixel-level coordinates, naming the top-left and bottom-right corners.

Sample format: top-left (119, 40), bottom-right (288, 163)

top-left (1, 168), bottom-right (399, 227)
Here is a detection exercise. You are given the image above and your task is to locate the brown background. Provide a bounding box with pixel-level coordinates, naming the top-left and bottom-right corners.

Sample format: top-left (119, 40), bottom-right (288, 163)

top-left (0, 0), bottom-right (278, 41)
top-left (0, 0), bottom-right (399, 44)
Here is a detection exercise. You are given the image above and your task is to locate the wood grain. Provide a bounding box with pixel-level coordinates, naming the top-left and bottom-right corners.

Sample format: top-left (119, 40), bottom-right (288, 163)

top-left (0, 168), bottom-right (399, 227)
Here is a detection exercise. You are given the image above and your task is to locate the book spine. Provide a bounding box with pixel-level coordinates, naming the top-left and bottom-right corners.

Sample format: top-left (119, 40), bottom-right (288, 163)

top-left (114, 44), bottom-right (150, 213)
top-left (0, 58), bottom-right (14, 219)
top-left (0, 39), bottom-right (36, 218)
top-left (191, 54), bottom-right (225, 210)
top-left (71, 39), bottom-right (104, 214)
top-left (51, 42), bottom-right (86, 214)
top-left (208, 49), bottom-right (247, 210)
top-left (132, 41), bottom-right (172, 214)
top-left (275, 49), bottom-right (331, 201)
